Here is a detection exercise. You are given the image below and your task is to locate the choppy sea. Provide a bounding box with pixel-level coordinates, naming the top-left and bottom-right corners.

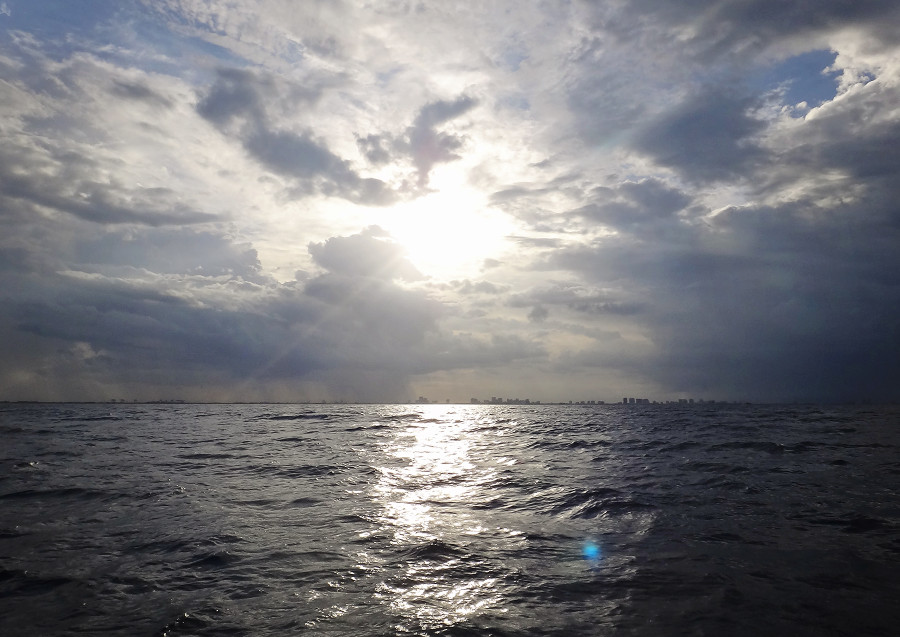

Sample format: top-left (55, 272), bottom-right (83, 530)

top-left (1, 402), bottom-right (899, 636)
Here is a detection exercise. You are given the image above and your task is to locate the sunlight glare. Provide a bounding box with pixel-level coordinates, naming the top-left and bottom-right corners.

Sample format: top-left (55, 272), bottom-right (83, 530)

top-left (381, 179), bottom-right (513, 278)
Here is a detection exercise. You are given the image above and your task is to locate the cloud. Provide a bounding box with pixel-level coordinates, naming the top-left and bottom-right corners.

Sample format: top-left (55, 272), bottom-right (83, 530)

top-left (404, 95), bottom-right (478, 186)
top-left (1, 220), bottom-right (547, 401)
top-left (542, 190), bottom-right (900, 402)
top-left (571, 179), bottom-right (693, 233)
top-left (196, 68), bottom-right (396, 205)
top-left (631, 89), bottom-right (766, 182)
top-left (509, 282), bottom-right (643, 318)
top-left (110, 79), bottom-right (173, 109)
top-left (528, 305), bottom-right (549, 323)
top-left (454, 280), bottom-right (505, 295)
top-left (73, 229), bottom-right (263, 279)
top-left (196, 68), bottom-right (272, 128)
top-left (355, 133), bottom-right (392, 165)
top-left (1, 258), bottom-right (422, 401)
top-left (2, 0), bottom-right (900, 403)
top-left (597, 1), bottom-right (900, 63)
top-left (353, 95), bottom-right (479, 190)
top-left (0, 40), bottom-right (235, 230)
top-left (307, 226), bottom-right (421, 281)
top-left (0, 142), bottom-right (218, 226)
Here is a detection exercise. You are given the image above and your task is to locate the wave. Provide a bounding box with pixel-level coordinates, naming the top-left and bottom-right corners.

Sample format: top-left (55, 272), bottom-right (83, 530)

top-left (0, 402), bottom-right (897, 637)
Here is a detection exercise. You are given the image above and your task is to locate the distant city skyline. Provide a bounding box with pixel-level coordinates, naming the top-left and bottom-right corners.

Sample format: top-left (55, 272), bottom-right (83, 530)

top-left (1, 2), bottom-right (899, 404)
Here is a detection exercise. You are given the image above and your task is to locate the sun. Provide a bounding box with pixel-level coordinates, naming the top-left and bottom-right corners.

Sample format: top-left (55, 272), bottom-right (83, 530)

top-left (380, 179), bottom-right (514, 279)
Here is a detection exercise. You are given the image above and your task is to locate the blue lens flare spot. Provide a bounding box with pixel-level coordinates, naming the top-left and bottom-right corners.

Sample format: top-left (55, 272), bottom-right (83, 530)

top-left (583, 542), bottom-right (601, 561)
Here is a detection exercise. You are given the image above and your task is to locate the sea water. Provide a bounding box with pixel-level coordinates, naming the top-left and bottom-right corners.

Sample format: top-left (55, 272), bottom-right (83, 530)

top-left (1, 402), bottom-right (898, 636)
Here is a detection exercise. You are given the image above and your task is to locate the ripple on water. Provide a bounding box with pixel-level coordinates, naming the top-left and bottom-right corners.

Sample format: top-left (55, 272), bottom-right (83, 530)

top-left (0, 403), bottom-right (898, 636)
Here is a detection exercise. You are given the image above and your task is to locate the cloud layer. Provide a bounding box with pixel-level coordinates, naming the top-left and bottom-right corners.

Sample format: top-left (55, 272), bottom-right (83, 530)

top-left (1, 0), bottom-right (898, 402)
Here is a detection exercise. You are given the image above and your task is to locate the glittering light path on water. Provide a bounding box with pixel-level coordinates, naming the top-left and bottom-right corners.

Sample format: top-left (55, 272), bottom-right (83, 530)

top-left (365, 405), bottom-right (511, 631)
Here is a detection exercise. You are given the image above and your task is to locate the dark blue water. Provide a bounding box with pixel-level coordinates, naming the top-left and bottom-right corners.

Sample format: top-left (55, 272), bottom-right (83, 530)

top-left (1, 403), bottom-right (898, 636)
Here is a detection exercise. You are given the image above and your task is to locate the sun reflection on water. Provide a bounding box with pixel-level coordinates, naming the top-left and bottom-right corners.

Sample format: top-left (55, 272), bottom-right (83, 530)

top-left (368, 405), bottom-right (508, 630)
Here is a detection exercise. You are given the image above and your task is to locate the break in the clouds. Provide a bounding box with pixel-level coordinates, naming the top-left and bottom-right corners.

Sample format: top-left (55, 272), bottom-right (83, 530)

top-left (1, 1), bottom-right (898, 403)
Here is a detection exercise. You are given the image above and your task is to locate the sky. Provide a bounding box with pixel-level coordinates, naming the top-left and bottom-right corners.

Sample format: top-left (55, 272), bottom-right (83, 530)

top-left (1, 1), bottom-right (899, 404)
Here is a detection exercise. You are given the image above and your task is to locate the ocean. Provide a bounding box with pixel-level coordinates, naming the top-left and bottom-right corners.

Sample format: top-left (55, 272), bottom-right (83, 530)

top-left (1, 402), bottom-right (898, 636)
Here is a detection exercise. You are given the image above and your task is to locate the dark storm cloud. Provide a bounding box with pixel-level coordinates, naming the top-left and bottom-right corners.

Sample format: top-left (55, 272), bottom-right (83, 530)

top-left (2, 264), bottom-right (420, 397)
top-left (545, 189), bottom-right (900, 401)
top-left (9, 277), bottom-right (320, 388)
top-left (197, 68), bottom-right (396, 205)
top-left (632, 89), bottom-right (765, 183)
top-left (540, 26), bottom-right (900, 400)
top-left (246, 129), bottom-right (346, 179)
top-left (489, 2), bottom-right (900, 401)
top-left (649, 219), bottom-right (900, 403)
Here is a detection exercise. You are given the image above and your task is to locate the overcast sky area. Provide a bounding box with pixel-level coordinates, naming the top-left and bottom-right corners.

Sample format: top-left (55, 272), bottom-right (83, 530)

top-left (1, 0), bottom-right (899, 403)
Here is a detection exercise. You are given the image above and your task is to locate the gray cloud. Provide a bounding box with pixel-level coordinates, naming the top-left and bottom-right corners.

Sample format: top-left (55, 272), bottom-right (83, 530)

top-left (572, 179), bottom-right (694, 232)
top-left (527, 305), bottom-right (549, 323)
top-left (1, 222), bottom-right (545, 401)
top-left (196, 68), bottom-right (272, 128)
top-left (197, 68), bottom-right (396, 205)
top-left (0, 144), bottom-right (218, 227)
top-left (631, 89), bottom-right (766, 182)
top-left (509, 283), bottom-right (643, 317)
top-left (627, 1), bottom-right (900, 59)
top-left (0, 44), bottom-right (215, 229)
top-left (357, 95), bottom-right (478, 189)
top-left (454, 280), bottom-right (505, 295)
top-left (580, 0), bottom-right (900, 71)
top-left (110, 79), bottom-right (173, 109)
top-left (73, 229), bottom-right (263, 279)
top-left (355, 134), bottom-right (392, 165)
top-left (543, 190), bottom-right (900, 401)
top-left (307, 226), bottom-right (422, 281)
top-left (406, 96), bottom-right (478, 186)
top-left (3, 0), bottom-right (900, 403)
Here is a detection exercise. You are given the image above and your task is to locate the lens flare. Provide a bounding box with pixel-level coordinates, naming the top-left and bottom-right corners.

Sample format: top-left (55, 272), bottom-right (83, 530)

top-left (583, 542), bottom-right (601, 561)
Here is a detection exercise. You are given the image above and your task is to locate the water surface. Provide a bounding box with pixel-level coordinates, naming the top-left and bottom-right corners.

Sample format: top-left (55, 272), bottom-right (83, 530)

top-left (1, 403), bottom-right (898, 635)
